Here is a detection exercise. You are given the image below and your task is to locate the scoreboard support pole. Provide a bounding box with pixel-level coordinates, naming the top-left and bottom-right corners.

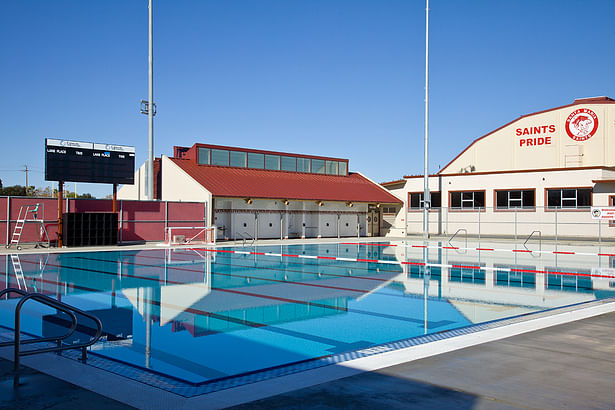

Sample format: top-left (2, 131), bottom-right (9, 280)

top-left (58, 181), bottom-right (63, 248)
top-left (113, 184), bottom-right (117, 214)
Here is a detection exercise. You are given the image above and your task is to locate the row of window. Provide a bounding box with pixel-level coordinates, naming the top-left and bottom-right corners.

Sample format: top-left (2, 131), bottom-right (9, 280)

top-left (198, 147), bottom-right (348, 176)
top-left (407, 264), bottom-right (593, 292)
top-left (409, 188), bottom-right (592, 210)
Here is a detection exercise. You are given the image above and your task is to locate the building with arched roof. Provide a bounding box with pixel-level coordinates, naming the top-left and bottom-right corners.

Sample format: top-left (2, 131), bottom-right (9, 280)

top-left (383, 96), bottom-right (615, 239)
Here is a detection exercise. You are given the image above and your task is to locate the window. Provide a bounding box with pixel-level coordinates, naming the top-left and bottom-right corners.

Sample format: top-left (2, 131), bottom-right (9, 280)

top-left (281, 156), bottom-right (296, 172)
top-left (326, 160), bottom-right (339, 175)
top-left (449, 264), bottom-right (485, 284)
top-left (312, 159), bottom-right (325, 174)
top-left (247, 152), bottom-right (264, 169)
top-left (450, 191), bottom-right (485, 209)
top-left (265, 154), bottom-right (280, 170)
top-left (297, 157), bottom-right (310, 173)
top-left (495, 190), bottom-right (535, 209)
top-left (198, 148), bottom-right (210, 165)
top-left (494, 264), bottom-right (536, 288)
top-left (382, 207), bottom-right (397, 214)
top-left (230, 151), bottom-right (247, 167)
top-left (194, 146), bottom-right (348, 176)
top-left (409, 192), bottom-right (441, 209)
top-left (211, 149), bottom-right (229, 166)
top-left (546, 188), bottom-right (592, 209)
top-left (546, 267), bottom-right (592, 293)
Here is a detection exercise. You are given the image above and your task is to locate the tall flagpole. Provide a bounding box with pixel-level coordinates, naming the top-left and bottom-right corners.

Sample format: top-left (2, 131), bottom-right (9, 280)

top-left (147, 0), bottom-right (154, 200)
top-left (423, 0), bottom-right (430, 239)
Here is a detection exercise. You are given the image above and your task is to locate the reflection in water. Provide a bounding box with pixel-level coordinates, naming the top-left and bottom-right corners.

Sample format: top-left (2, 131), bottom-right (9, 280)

top-left (0, 243), bottom-right (613, 384)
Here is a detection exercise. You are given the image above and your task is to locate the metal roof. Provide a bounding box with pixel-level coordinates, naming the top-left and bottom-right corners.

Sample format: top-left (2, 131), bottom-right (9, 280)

top-left (170, 158), bottom-right (402, 204)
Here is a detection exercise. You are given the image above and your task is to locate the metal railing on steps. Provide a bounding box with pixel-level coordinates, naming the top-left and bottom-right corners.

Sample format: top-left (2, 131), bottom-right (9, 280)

top-left (448, 228), bottom-right (468, 252)
top-left (523, 230), bottom-right (542, 253)
top-left (0, 288), bottom-right (103, 386)
top-left (234, 231), bottom-right (255, 247)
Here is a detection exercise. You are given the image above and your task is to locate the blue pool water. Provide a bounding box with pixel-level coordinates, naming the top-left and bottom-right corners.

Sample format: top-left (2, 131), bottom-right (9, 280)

top-left (1, 242), bottom-right (614, 391)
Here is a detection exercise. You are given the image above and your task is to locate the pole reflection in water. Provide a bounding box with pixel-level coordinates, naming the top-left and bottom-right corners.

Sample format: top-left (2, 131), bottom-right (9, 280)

top-left (423, 244), bottom-right (430, 334)
top-left (145, 287), bottom-right (152, 369)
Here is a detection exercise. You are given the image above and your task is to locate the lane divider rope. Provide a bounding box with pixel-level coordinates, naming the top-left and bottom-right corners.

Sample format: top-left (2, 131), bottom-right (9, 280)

top-left (193, 248), bottom-right (615, 280)
top-left (340, 242), bottom-right (615, 258)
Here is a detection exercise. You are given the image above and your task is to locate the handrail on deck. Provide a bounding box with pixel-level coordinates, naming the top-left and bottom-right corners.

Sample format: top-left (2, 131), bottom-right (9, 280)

top-left (0, 288), bottom-right (103, 385)
top-left (523, 230), bottom-right (542, 253)
top-left (448, 228), bottom-right (468, 249)
top-left (235, 231), bottom-right (255, 247)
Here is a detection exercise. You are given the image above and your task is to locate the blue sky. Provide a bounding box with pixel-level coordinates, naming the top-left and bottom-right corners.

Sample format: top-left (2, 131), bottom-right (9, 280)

top-left (1, 0), bottom-right (614, 198)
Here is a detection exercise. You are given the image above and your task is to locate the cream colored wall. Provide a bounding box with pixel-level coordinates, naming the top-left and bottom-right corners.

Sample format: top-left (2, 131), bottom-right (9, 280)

top-left (117, 163), bottom-right (146, 200)
top-left (160, 155), bottom-right (212, 203)
top-left (443, 103), bottom-right (614, 174)
top-left (391, 168), bottom-right (614, 239)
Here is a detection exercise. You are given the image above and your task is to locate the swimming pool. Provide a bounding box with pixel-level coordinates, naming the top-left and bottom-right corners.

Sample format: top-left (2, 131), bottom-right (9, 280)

top-left (1, 241), bottom-right (614, 396)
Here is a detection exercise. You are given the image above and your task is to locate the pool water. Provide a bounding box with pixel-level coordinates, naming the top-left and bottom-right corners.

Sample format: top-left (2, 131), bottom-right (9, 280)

top-left (1, 242), bottom-right (614, 388)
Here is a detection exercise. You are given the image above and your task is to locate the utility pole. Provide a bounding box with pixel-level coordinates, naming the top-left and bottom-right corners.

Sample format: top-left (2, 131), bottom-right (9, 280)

top-left (24, 165), bottom-right (29, 194)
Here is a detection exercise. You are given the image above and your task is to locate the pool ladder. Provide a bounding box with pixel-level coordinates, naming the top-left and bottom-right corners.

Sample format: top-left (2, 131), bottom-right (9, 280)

top-left (0, 288), bottom-right (103, 386)
top-left (523, 230), bottom-right (542, 253)
top-left (448, 228), bottom-right (468, 253)
top-left (235, 231), bottom-right (255, 247)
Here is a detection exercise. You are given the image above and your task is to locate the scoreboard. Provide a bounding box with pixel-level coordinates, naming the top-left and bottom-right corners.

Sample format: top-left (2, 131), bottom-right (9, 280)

top-left (45, 139), bottom-right (135, 184)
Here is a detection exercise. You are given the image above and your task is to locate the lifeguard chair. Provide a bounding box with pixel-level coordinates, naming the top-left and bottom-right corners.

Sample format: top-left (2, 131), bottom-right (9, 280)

top-left (6, 203), bottom-right (50, 250)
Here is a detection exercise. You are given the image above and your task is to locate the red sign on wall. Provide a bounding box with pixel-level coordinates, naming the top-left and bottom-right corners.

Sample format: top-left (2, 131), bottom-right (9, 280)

top-left (566, 109), bottom-right (598, 141)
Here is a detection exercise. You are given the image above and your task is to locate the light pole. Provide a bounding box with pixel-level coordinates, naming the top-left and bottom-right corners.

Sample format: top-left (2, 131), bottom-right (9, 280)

top-left (140, 0), bottom-right (155, 200)
top-left (423, 0), bottom-right (430, 239)
top-left (147, 0), bottom-right (154, 200)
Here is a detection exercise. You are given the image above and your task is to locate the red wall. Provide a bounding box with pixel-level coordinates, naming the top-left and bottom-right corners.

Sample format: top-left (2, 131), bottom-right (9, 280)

top-left (0, 197), bottom-right (207, 246)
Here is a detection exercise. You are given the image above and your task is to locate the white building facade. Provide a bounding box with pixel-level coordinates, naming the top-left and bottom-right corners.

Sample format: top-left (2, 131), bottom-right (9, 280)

top-left (383, 97), bottom-right (615, 240)
top-left (119, 144), bottom-right (402, 240)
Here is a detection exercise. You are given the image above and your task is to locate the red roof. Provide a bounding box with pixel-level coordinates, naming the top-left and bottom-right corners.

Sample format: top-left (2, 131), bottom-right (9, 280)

top-left (170, 158), bottom-right (401, 203)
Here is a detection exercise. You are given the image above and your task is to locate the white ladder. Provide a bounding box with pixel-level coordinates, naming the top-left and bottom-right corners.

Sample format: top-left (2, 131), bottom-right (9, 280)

top-left (6, 204), bottom-right (39, 250)
top-left (9, 254), bottom-right (27, 291)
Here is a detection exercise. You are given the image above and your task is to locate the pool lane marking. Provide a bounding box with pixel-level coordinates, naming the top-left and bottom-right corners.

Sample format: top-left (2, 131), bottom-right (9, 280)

top-left (189, 248), bottom-right (615, 280)
top-left (13, 250), bottom-right (612, 306)
top-left (340, 243), bottom-right (393, 247)
top-left (340, 241), bottom-right (613, 258)
top-left (135, 252), bottom-right (406, 281)
top-left (48, 256), bottom-right (439, 328)
top-left (12, 258), bottom-right (399, 326)
top-left (67, 255), bottom-right (413, 309)
top-left (11, 258), bottom-right (602, 356)
top-left (9, 255), bottom-right (615, 328)
top-left (26, 249), bottom-right (615, 284)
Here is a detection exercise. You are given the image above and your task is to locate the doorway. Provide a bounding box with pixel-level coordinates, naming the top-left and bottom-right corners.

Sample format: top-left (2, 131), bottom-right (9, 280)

top-left (367, 206), bottom-right (380, 237)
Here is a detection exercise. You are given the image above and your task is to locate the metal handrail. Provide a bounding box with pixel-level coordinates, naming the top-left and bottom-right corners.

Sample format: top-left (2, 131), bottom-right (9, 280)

top-left (0, 288), bottom-right (103, 385)
top-left (0, 289), bottom-right (78, 348)
top-left (523, 230), bottom-right (542, 253)
top-left (235, 231), bottom-right (255, 247)
top-left (448, 228), bottom-right (468, 249)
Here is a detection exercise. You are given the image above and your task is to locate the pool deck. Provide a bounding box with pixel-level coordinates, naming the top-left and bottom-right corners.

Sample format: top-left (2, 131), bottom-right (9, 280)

top-left (0, 308), bottom-right (613, 409)
top-left (231, 309), bottom-right (615, 410)
top-left (0, 238), bottom-right (614, 409)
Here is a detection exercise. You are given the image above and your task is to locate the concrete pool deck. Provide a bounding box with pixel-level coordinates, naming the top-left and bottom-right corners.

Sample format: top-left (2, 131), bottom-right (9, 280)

top-left (0, 307), bottom-right (613, 409)
top-left (0, 238), bottom-right (614, 408)
top-left (231, 309), bottom-right (615, 410)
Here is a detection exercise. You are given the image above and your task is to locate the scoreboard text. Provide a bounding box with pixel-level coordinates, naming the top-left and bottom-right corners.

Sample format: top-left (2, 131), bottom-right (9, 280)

top-left (45, 139), bottom-right (135, 184)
